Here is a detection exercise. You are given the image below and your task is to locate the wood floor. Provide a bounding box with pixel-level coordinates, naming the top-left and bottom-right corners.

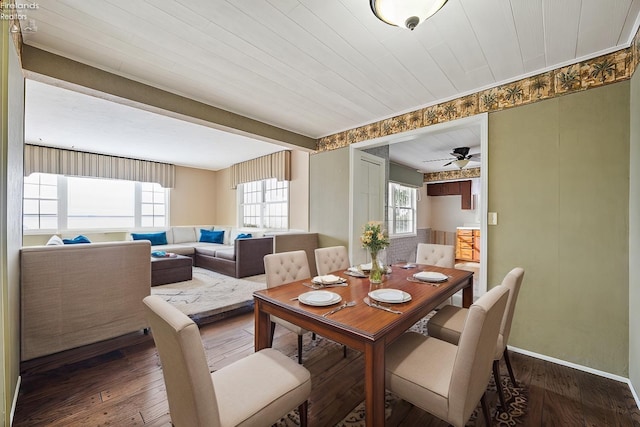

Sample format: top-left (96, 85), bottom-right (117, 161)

top-left (14, 309), bottom-right (640, 426)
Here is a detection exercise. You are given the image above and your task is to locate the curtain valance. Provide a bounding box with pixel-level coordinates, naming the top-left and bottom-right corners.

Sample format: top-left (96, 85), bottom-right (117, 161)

top-left (24, 144), bottom-right (175, 188)
top-left (230, 150), bottom-right (291, 189)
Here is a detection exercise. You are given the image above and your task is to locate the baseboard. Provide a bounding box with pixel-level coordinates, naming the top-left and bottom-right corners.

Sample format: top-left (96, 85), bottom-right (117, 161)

top-left (10, 375), bottom-right (21, 426)
top-left (509, 345), bottom-right (640, 409)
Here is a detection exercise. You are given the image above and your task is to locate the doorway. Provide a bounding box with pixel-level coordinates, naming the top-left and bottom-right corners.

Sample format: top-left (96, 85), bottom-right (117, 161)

top-left (349, 113), bottom-right (488, 297)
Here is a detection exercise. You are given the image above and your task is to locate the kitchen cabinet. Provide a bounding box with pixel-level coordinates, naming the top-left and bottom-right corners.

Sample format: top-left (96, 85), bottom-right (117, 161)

top-left (456, 228), bottom-right (480, 262)
top-left (427, 180), bottom-right (472, 209)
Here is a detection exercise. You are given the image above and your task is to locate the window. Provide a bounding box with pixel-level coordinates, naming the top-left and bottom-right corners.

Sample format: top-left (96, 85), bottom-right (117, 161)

top-left (388, 182), bottom-right (416, 236)
top-left (23, 173), bottom-right (168, 232)
top-left (239, 178), bottom-right (288, 229)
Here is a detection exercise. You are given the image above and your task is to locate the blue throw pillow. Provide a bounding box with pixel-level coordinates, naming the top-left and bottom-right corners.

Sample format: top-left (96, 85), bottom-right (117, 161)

top-left (199, 229), bottom-right (224, 244)
top-left (236, 233), bottom-right (253, 240)
top-left (131, 231), bottom-right (168, 245)
top-left (62, 235), bottom-right (91, 244)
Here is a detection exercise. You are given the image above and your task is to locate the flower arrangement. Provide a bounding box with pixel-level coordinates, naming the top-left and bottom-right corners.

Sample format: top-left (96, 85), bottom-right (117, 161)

top-left (360, 221), bottom-right (390, 252)
top-left (361, 221), bottom-right (389, 284)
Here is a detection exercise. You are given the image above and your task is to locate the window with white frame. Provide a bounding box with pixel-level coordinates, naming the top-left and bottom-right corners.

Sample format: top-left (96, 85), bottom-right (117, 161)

top-left (23, 173), bottom-right (168, 232)
top-left (239, 178), bottom-right (288, 229)
top-left (388, 182), bottom-right (417, 236)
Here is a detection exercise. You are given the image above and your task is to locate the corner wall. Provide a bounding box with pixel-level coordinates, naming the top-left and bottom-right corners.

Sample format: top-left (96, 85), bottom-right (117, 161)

top-left (1, 28), bottom-right (25, 425)
top-left (488, 82), bottom-right (630, 376)
top-left (629, 54), bottom-right (640, 397)
top-left (170, 166), bottom-right (218, 225)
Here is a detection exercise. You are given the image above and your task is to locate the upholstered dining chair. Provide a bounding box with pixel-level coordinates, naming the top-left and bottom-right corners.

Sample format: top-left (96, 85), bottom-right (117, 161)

top-left (264, 250), bottom-right (314, 364)
top-left (385, 285), bottom-right (510, 427)
top-left (314, 245), bottom-right (350, 276)
top-left (416, 243), bottom-right (455, 267)
top-left (143, 295), bottom-right (311, 427)
top-left (416, 243), bottom-right (456, 307)
top-left (427, 267), bottom-right (525, 411)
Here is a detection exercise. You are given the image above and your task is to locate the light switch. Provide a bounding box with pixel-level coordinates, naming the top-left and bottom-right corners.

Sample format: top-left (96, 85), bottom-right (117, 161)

top-left (488, 212), bottom-right (498, 225)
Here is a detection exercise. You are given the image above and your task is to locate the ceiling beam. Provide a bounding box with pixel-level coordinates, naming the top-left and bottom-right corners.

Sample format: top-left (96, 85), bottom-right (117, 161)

top-left (20, 45), bottom-right (317, 152)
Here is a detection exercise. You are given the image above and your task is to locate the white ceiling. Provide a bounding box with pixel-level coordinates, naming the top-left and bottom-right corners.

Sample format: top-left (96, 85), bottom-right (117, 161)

top-left (17, 0), bottom-right (640, 171)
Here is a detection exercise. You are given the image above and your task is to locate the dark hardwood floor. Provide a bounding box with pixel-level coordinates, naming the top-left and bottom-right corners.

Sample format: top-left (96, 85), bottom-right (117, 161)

top-left (14, 310), bottom-right (640, 426)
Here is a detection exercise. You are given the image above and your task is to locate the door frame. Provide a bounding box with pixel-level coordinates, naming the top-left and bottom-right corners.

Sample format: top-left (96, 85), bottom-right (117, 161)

top-left (349, 113), bottom-right (489, 296)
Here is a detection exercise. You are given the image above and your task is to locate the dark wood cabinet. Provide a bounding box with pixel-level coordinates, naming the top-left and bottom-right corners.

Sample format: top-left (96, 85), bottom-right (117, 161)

top-left (426, 180), bottom-right (473, 209)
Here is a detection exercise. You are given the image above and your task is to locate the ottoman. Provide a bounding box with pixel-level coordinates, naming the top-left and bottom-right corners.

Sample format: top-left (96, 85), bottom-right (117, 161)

top-left (151, 254), bottom-right (193, 286)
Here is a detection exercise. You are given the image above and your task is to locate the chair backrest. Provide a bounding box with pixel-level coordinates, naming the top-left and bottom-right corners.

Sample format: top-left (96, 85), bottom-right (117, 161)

top-left (498, 267), bottom-right (525, 349)
top-left (448, 286), bottom-right (509, 426)
top-left (264, 250), bottom-right (312, 288)
top-left (415, 243), bottom-right (455, 267)
top-left (314, 246), bottom-right (350, 276)
top-left (143, 295), bottom-right (220, 427)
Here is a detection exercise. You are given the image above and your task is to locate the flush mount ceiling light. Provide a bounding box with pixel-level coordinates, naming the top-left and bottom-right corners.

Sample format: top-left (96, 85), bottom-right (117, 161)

top-left (370, 0), bottom-right (448, 30)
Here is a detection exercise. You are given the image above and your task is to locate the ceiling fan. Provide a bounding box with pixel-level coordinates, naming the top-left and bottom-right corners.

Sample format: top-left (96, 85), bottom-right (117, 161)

top-left (422, 147), bottom-right (480, 169)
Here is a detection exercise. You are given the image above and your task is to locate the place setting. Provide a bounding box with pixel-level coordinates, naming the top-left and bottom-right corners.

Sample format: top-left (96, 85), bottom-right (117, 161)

top-left (363, 288), bottom-right (411, 315)
top-left (302, 274), bottom-right (348, 289)
top-left (406, 270), bottom-right (450, 286)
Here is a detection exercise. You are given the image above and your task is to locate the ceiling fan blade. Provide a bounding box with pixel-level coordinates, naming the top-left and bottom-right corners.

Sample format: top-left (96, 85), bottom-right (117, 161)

top-left (442, 160), bottom-right (453, 166)
top-left (467, 153), bottom-right (481, 162)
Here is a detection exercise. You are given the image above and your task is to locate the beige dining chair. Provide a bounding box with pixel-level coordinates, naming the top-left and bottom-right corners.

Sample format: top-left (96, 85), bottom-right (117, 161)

top-left (385, 285), bottom-right (509, 427)
top-left (143, 295), bottom-right (311, 427)
top-left (314, 245), bottom-right (350, 276)
top-left (416, 243), bottom-right (456, 307)
top-left (264, 250), bottom-right (314, 364)
top-left (427, 267), bottom-right (525, 410)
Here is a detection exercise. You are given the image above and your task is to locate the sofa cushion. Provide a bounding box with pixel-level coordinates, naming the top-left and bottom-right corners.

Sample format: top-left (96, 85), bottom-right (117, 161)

top-left (132, 231), bottom-right (168, 245)
top-left (153, 244), bottom-right (195, 256)
top-left (62, 235), bottom-right (91, 244)
top-left (46, 235), bottom-right (64, 246)
top-left (236, 233), bottom-right (252, 239)
top-left (200, 229), bottom-right (224, 244)
top-left (215, 248), bottom-right (236, 261)
top-left (171, 227), bottom-right (197, 244)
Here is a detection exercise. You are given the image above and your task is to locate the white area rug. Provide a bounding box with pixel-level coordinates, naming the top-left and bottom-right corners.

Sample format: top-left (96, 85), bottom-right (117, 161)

top-left (151, 267), bottom-right (266, 320)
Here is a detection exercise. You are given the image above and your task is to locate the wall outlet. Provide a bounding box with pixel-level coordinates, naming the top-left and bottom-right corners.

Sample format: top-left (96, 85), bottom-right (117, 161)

top-left (488, 212), bottom-right (498, 225)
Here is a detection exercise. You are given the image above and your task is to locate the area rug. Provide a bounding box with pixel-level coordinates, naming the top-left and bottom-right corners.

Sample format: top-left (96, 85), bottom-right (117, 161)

top-left (275, 316), bottom-right (528, 426)
top-left (151, 267), bottom-right (266, 319)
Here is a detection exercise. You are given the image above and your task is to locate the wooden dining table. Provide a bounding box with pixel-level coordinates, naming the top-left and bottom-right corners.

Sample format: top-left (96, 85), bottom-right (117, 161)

top-left (253, 264), bottom-right (474, 427)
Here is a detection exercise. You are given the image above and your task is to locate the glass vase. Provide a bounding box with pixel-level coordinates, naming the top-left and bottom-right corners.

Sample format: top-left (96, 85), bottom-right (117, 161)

top-left (369, 250), bottom-right (384, 284)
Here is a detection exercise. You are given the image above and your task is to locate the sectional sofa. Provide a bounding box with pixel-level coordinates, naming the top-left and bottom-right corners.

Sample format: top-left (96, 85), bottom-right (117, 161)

top-left (133, 225), bottom-right (275, 278)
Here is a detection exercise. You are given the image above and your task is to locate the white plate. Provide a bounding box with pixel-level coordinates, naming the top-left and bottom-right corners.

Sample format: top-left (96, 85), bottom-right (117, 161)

top-left (298, 291), bottom-right (342, 306)
top-left (359, 263), bottom-right (372, 271)
top-left (368, 289), bottom-right (411, 304)
top-left (413, 271), bottom-right (449, 283)
top-left (312, 274), bottom-right (344, 284)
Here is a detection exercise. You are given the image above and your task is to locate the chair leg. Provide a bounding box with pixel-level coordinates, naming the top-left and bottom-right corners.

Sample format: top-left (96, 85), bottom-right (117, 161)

top-left (343, 345), bottom-right (347, 358)
top-left (492, 359), bottom-right (506, 410)
top-left (312, 332), bottom-right (316, 340)
top-left (503, 348), bottom-right (518, 386)
top-left (298, 334), bottom-right (303, 364)
top-left (269, 322), bottom-right (276, 347)
top-left (480, 392), bottom-right (492, 426)
top-left (298, 400), bottom-right (308, 427)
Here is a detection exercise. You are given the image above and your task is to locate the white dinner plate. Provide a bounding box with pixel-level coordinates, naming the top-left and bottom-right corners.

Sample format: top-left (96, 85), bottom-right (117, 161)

top-left (368, 289), bottom-right (411, 304)
top-left (312, 274), bottom-right (345, 284)
top-left (298, 291), bottom-right (342, 306)
top-left (413, 271), bottom-right (449, 283)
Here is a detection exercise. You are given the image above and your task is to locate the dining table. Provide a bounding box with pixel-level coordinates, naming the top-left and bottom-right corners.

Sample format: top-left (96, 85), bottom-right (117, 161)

top-left (253, 263), bottom-right (474, 427)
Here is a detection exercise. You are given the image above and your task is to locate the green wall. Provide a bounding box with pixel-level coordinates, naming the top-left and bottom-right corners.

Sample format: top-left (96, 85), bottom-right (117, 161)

top-left (488, 82), bottom-right (630, 376)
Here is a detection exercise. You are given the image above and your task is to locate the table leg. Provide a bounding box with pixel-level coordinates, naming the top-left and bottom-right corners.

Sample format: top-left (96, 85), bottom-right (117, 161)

top-left (462, 276), bottom-right (474, 308)
top-left (254, 299), bottom-right (270, 351)
top-left (364, 341), bottom-right (386, 427)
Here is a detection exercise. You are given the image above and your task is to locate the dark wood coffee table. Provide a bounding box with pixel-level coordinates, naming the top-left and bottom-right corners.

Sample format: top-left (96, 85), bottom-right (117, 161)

top-left (151, 254), bottom-right (193, 286)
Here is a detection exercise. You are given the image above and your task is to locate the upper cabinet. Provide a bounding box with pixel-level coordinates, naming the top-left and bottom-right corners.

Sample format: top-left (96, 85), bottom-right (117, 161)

top-left (427, 180), bottom-right (472, 209)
